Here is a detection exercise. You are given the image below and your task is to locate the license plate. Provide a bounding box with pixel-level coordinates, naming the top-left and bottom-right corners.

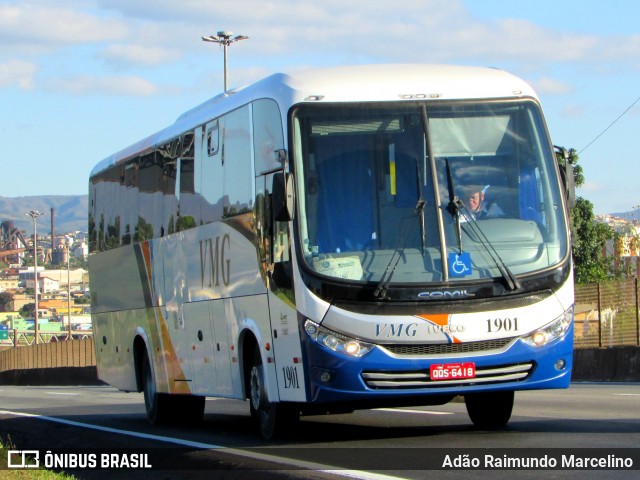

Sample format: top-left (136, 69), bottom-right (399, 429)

top-left (430, 362), bottom-right (476, 380)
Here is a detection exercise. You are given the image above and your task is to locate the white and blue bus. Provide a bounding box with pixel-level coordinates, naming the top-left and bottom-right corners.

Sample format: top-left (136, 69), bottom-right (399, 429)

top-left (89, 64), bottom-right (574, 438)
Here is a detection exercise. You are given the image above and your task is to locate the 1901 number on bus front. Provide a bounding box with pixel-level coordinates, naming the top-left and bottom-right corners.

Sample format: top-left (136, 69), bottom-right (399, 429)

top-left (486, 317), bottom-right (519, 333)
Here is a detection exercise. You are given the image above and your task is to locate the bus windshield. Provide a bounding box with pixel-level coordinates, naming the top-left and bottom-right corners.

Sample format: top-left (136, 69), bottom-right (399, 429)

top-left (292, 101), bottom-right (568, 285)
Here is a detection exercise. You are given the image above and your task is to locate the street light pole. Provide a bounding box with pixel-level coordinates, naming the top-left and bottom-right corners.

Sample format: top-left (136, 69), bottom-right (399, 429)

top-left (66, 236), bottom-right (73, 341)
top-left (25, 210), bottom-right (43, 345)
top-left (201, 31), bottom-right (249, 94)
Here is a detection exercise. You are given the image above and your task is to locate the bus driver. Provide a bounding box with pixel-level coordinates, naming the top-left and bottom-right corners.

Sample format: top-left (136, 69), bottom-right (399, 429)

top-left (463, 184), bottom-right (505, 220)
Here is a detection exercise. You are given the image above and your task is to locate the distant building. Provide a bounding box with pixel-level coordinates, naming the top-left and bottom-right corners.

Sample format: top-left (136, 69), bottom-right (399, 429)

top-left (18, 266), bottom-right (45, 288)
top-left (596, 214), bottom-right (640, 276)
top-left (11, 293), bottom-right (32, 312)
top-left (74, 241), bottom-right (88, 260)
top-left (0, 279), bottom-right (19, 291)
top-left (40, 268), bottom-right (87, 290)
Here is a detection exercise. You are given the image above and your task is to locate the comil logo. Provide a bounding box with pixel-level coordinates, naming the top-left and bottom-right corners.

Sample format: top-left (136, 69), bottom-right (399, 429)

top-left (7, 450), bottom-right (40, 468)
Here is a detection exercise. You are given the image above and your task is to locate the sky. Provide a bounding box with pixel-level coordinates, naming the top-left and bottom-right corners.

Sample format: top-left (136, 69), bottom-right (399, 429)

top-left (1, 0), bottom-right (639, 215)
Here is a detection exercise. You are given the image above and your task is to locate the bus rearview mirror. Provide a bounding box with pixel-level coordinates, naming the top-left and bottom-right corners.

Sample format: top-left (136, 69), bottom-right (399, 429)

top-left (272, 172), bottom-right (294, 222)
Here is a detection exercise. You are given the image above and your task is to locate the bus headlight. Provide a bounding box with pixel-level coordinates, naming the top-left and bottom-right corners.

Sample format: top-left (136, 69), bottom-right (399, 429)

top-left (304, 320), bottom-right (375, 357)
top-left (522, 307), bottom-right (573, 348)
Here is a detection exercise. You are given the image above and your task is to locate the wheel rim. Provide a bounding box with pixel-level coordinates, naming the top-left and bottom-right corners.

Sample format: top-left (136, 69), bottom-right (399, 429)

top-left (250, 365), bottom-right (265, 411)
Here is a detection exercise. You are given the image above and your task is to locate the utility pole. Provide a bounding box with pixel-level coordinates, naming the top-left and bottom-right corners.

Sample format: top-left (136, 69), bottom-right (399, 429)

top-left (66, 236), bottom-right (73, 341)
top-left (201, 31), bottom-right (249, 94)
top-left (25, 210), bottom-right (43, 344)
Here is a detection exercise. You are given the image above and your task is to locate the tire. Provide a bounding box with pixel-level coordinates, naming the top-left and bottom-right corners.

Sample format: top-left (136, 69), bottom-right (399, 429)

top-left (465, 391), bottom-right (514, 430)
top-left (142, 354), bottom-right (173, 425)
top-left (248, 346), bottom-right (299, 439)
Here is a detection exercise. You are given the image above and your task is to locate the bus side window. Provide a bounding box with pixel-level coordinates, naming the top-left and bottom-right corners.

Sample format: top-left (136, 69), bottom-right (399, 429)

top-left (207, 120), bottom-right (219, 156)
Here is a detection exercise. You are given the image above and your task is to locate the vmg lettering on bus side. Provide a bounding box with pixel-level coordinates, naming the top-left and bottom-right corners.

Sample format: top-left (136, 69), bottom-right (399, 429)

top-left (199, 234), bottom-right (231, 288)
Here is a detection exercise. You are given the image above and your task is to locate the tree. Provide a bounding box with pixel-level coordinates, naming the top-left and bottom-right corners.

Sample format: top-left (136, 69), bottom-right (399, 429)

top-left (557, 148), bottom-right (614, 283)
top-left (570, 197), bottom-right (614, 283)
top-left (0, 291), bottom-right (13, 310)
top-left (19, 303), bottom-right (35, 319)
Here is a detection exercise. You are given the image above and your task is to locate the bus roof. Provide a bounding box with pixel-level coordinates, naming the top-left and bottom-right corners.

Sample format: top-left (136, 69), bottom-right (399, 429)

top-left (90, 64), bottom-right (538, 177)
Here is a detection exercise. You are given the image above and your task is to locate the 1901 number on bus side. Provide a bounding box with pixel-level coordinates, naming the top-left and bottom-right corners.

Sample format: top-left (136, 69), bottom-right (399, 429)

top-left (282, 366), bottom-right (300, 389)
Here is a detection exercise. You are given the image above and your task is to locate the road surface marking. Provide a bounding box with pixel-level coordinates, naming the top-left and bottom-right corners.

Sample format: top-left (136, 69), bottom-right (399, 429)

top-left (0, 409), bottom-right (409, 480)
top-left (375, 408), bottom-right (454, 415)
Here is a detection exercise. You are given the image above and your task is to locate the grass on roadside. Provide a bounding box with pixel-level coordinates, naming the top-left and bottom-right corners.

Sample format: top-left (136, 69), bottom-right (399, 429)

top-left (1, 435), bottom-right (75, 479)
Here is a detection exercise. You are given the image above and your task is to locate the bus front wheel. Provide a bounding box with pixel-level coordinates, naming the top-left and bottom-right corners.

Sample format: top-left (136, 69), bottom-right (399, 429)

top-left (248, 347), bottom-right (299, 439)
top-left (465, 391), bottom-right (514, 430)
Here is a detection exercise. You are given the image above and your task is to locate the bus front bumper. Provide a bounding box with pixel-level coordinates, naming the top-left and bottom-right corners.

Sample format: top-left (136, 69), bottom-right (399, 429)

top-left (300, 324), bottom-right (574, 406)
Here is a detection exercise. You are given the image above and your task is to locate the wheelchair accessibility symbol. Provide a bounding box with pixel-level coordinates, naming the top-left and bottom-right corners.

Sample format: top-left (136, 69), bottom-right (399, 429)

top-left (448, 252), bottom-right (471, 277)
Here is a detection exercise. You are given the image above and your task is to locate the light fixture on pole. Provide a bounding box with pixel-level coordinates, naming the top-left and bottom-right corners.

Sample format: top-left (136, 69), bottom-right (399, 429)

top-left (25, 210), bottom-right (43, 345)
top-left (201, 31), bottom-right (249, 94)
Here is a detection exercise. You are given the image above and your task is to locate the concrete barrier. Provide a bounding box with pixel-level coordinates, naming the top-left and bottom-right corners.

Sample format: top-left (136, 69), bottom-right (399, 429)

top-left (0, 337), bottom-right (95, 371)
top-left (0, 338), bottom-right (101, 386)
top-left (572, 347), bottom-right (640, 382)
top-left (0, 366), bottom-right (104, 386)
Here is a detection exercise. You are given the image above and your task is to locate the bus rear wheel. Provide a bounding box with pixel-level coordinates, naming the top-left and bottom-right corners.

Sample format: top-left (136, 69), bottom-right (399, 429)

top-left (142, 354), bottom-right (205, 424)
top-left (143, 354), bottom-right (172, 424)
top-left (248, 347), bottom-right (299, 439)
top-left (465, 391), bottom-right (514, 430)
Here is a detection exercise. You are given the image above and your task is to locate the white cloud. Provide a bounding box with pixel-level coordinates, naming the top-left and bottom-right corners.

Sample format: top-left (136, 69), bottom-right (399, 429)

top-left (580, 180), bottom-right (605, 193)
top-left (561, 104), bottom-right (587, 118)
top-left (99, 44), bottom-right (182, 68)
top-left (46, 75), bottom-right (159, 96)
top-left (2, 0), bottom-right (640, 100)
top-left (0, 3), bottom-right (128, 49)
top-left (0, 60), bottom-right (37, 90)
top-left (595, 34), bottom-right (640, 65)
top-left (530, 77), bottom-right (574, 95)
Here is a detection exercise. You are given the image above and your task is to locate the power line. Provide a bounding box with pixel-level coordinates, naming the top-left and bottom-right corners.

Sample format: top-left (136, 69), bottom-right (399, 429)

top-left (579, 95), bottom-right (640, 154)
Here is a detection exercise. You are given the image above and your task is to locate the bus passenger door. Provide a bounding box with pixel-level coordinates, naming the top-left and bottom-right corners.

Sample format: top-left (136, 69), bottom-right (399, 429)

top-left (212, 299), bottom-right (234, 396)
top-left (183, 300), bottom-right (217, 395)
top-left (183, 299), bottom-right (233, 397)
top-left (261, 172), bottom-right (307, 403)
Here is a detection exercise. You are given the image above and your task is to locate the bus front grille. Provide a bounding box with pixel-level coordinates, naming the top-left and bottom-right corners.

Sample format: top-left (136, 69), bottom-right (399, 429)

top-left (379, 338), bottom-right (513, 356)
top-left (361, 362), bottom-right (534, 389)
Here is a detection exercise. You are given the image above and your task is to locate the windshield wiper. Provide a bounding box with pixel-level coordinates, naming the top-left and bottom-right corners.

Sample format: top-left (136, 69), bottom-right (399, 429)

top-left (458, 205), bottom-right (521, 291)
top-left (444, 159), bottom-right (520, 291)
top-left (374, 150), bottom-right (429, 299)
top-left (415, 157), bottom-right (427, 256)
top-left (374, 204), bottom-right (419, 299)
top-left (445, 159), bottom-right (463, 254)
top-left (375, 154), bottom-right (430, 299)
top-left (373, 244), bottom-right (405, 300)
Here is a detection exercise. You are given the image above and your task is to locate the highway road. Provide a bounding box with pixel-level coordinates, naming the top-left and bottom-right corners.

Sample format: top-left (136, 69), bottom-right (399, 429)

top-left (0, 383), bottom-right (639, 479)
